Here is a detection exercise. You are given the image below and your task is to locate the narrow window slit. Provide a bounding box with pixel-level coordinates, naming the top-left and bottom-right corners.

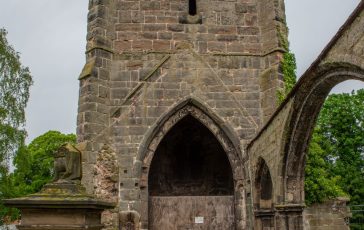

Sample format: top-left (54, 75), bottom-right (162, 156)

top-left (189, 0), bottom-right (197, 16)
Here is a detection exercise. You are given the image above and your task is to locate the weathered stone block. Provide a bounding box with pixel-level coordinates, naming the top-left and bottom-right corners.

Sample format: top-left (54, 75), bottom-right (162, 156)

top-left (132, 40), bottom-right (153, 50)
top-left (114, 40), bottom-right (132, 51)
top-left (207, 41), bottom-right (226, 52)
top-left (143, 23), bottom-right (166, 32)
top-left (115, 23), bottom-right (141, 32)
top-left (208, 25), bottom-right (237, 34)
top-left (140, 1), bottom-right (161, 11)
top-left (167, 23), bottom-right (184, 32)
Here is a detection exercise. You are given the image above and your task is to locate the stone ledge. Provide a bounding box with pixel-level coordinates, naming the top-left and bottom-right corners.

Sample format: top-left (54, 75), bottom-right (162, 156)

top-left (17, 225), bottom-right (103, 230)
top-left (275, 204), bottom-right (305, 213)
top-left (4, 198), bottom-right (114, 210)
top-left (3, 182), bottom-right (115, 230)
top-left (4, 182), bottom-right (114, 210)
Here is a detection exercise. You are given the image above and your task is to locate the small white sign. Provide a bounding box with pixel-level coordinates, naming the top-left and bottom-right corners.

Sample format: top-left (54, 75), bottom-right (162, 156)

top-left (195, 216), bottom-right (204, 224)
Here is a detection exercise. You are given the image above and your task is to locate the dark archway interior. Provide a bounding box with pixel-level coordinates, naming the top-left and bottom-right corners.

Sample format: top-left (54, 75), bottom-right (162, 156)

top-left (189, 0), bottom-right (197, 15)
top-left (255, 160), bottom-right (273, 209)
top-left (260, 164), bottom-right (272, 201)
top-left (149, 115), bottom-right (234, 196)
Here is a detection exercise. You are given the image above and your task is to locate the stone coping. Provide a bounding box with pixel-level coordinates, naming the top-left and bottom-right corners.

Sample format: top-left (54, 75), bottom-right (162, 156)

top-left (17, 225), bottom-right (104, 230)
top-left (3, 197), bottom-right (114, 210)
top-left (275, 204), bottom-right (305, 213)
top-left (3, 182), bottom-right (115, 210)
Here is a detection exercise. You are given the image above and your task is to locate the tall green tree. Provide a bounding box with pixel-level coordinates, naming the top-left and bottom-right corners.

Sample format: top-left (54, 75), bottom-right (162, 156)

top-left (323, 90), bottom-right (364, 205)
top-left (0, 28), bottom-right (33, 224)
top-left (305, 128), bottom-right (346, 205)
top-left (0, 28), bottom-right (32, 170)
top-left (305, 89), bottom-right (364, 206)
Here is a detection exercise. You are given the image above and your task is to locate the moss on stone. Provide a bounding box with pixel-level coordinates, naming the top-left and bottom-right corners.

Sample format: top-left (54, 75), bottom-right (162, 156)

top-left (79, 58), bottom-right (96, 80)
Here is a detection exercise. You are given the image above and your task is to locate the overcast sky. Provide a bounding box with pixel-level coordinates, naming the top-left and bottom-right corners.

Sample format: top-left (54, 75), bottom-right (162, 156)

top-left (0, 0), bottom-right (363, 142)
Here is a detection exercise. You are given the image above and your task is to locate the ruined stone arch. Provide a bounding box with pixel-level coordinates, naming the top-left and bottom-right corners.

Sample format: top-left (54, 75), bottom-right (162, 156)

top-left (283, 63), bottom-right (364, 204)
top-left (135, 97), bottom-right (248, 228)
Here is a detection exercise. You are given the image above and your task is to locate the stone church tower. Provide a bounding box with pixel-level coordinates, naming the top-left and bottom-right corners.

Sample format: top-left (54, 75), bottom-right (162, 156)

top-left (77, 0), bottom-right (290, 229)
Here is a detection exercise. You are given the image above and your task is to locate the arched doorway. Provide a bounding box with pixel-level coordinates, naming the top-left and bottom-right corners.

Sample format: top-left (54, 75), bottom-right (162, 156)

top-left (137, 101), bottom-right (247, 229)
top-left (148, 115), bottom-right (235, 229)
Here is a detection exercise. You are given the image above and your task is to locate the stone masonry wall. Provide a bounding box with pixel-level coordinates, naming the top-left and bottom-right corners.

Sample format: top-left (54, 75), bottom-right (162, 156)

top-left (303, 199), bottom-right (350, 230)
top-left (76, 1), bottom-right (364, 229)
top-left (324, 8), bottom-right (364, 70)
top-left (114, 0), bottom-right (261, 54)
top-left (257, 0), bottom-right (286, 54)
top-left (248, 98), bottom-right (307, 229)
top-left (78, 0), bottom-right (115, 193)
top-left (77, 0), bottom-right (289, 229)
top-left (248, 98), bottom-right (293, 206)
top-left (109, 50), bottom-right (262, 228)
top-left (112, 0), bottom-right (286, 122)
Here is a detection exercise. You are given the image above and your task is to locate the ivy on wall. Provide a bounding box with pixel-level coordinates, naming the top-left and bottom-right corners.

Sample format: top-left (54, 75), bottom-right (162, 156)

top-left (277, 27), bottom-right (297, 103)
top-left (280, 51), bottom-right (297, 98)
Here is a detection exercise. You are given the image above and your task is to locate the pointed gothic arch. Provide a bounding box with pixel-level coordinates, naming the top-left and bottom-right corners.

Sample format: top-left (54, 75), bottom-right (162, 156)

top-left (136, 98), bottom-right (248, 229)
top-left (283, 63), bottom-right (364, 204)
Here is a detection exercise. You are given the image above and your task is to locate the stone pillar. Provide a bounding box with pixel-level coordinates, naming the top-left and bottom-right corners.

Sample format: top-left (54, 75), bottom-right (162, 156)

top-left (275, 204), bottom-right (305, 230)
top-left (254, 209), bottom-right (275, 230)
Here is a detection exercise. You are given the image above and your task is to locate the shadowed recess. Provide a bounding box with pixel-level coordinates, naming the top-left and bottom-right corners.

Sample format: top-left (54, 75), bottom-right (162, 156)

top-left (149, 115), bottom-right (234, 196)
top-left (255, 159), bottom-right (273, 209)
top-left (189, 0), bottom-right (197, 15)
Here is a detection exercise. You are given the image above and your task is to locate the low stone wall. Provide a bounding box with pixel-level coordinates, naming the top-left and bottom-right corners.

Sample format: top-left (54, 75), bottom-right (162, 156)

top-left (303, 198), bottom-right (350, 230)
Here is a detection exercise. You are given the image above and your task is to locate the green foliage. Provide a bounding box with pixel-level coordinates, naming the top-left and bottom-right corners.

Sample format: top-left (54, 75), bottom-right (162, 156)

top-left (0, 131), bottom-right (76, 224)
top-left (0, 28), bottom-right (32, 225)
top-left (12, 131), bottom-right (76, 195)
top-left (279, 51), bottom-right (297, 102)
top-left (277, 28), bottom-right (297, 103)
top-left (305, 89), bottom-right (364, 207)
top-left (0, 28), bottom-right (33, 168)
top-left (305, 129), bottom-right (346, 205)
top-left (0, 172), bottom-right (20, 224)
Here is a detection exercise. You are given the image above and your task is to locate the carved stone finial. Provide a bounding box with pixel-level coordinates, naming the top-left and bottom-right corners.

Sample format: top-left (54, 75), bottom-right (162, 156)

top-left (54, 143), bottom-right (82, 183)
